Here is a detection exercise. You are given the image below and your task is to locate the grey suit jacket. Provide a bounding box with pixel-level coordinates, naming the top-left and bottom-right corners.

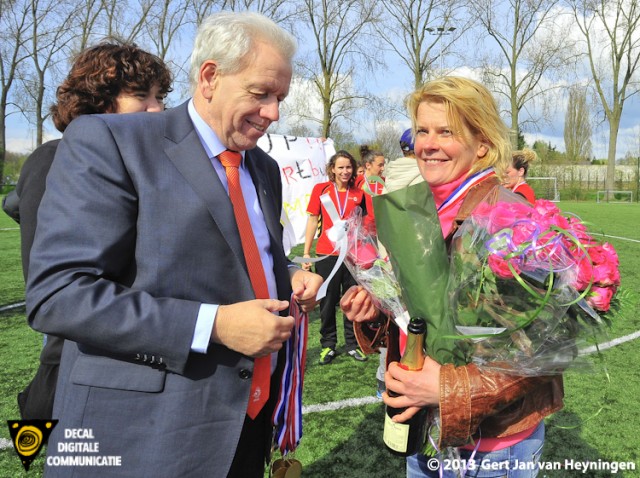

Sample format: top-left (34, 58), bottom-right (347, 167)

top-left (26, 101), bottom-right (292, 477)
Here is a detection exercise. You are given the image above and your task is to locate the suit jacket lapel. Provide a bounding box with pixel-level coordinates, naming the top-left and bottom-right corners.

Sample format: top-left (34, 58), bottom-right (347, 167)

top-left (163, 102), bottom-right (289, 299)
top-left (163, 103), bottom-right (247, 275)
top-left (245, 151), bottom-right (280, 240)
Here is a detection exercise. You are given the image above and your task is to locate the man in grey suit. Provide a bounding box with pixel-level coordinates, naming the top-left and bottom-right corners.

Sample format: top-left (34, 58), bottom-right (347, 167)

top-left (26, 12), bottom-right (322, 477)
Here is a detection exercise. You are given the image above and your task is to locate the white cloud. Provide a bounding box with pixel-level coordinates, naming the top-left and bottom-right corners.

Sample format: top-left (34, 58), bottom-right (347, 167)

top-left (5, 121), bottom-right (61, 154)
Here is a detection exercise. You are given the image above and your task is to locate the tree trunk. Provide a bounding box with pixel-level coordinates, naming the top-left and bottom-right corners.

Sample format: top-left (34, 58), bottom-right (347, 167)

top-left (605, 116), bottom-right (620, 200)
top-left (0, 111), bottom-right (5, 188)
top-left (510, 101), bottom-right (519, 150)
top-left (322, 96), bottom-right (331, 139)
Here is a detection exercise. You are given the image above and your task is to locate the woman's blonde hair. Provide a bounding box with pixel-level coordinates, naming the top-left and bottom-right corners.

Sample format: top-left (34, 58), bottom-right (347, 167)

top-left (405, 76), bottom-right (511, 178)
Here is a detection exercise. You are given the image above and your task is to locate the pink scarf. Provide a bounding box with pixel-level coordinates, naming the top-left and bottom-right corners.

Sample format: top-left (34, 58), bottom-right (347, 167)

top-left (430, 174), bottom-right (468, 238)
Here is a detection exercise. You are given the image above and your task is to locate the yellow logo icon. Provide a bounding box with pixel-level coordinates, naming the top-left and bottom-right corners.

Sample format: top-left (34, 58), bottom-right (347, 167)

top-left (7, 420), bottom-right (58, 471)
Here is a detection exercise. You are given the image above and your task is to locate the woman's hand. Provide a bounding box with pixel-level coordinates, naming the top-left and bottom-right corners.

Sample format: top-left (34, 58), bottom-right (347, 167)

top-left (340, 285), bottom-right (380, 323)
top-left (301, 253), bottom-right (312, 271)
top-left (383, 355), bottom-right (441, 423)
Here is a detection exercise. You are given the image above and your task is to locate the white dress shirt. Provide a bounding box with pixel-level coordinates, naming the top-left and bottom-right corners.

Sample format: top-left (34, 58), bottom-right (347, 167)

top-left (187, 100), bottom-right (278, 353)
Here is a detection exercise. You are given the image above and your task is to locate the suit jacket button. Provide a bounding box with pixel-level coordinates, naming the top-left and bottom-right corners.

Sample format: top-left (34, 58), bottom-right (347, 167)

top-left (239, 369), bottom-right (252, 379)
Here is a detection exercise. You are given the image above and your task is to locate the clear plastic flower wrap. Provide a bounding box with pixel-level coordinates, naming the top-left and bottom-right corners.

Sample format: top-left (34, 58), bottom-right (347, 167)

top-left (342, 208), bottom-right (408, 325)
top-left (449, 187), bottom-right (620, 376)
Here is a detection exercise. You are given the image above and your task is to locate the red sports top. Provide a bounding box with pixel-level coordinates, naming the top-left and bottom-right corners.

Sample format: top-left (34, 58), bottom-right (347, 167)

top-left (513, 182), bottom-right (536, 204)
top-left (306, 181), bottom-right (367, 255)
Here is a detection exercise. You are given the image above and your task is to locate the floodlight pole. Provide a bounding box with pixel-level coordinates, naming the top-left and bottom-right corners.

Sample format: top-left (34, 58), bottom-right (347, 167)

top-left (426, 26), bottom-right (456, 72)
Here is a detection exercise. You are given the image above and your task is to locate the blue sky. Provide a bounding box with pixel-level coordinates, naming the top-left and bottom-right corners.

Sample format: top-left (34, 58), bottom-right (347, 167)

top-left (6, 67), bottom-right (639, 161)
top-left (5, 4), bottom-right (640, 160)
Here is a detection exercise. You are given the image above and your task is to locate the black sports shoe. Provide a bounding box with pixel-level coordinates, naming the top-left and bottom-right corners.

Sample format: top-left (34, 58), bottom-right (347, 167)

top-left (319, 347), bottom-right (337, 365)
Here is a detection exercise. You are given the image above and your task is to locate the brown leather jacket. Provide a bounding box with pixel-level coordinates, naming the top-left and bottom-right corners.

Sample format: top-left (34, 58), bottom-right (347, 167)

top-left (355, 176), bottom-right (564, 448)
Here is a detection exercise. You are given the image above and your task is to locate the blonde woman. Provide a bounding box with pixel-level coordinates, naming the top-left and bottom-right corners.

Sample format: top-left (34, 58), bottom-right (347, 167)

top-left (342, 77), bottom-right (562, 477)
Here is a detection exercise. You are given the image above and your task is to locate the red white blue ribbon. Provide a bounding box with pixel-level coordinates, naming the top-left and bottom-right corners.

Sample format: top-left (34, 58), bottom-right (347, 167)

top-left (272, 295), bottom-right (308, 454)
top-left (437, 168), bottom-right (496, 216)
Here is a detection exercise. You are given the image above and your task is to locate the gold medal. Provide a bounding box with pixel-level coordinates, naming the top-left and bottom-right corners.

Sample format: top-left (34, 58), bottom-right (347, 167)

top-left (270, 458), bottom-right (287, 478)
top-left (270, 457), bottom-right (302, 478)
top-left (284, 458), bottom-right (302, 478)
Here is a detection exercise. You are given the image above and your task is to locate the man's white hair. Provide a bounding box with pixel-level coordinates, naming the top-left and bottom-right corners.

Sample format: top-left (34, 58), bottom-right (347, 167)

top-left (189, 11), bottom-right (297, 92)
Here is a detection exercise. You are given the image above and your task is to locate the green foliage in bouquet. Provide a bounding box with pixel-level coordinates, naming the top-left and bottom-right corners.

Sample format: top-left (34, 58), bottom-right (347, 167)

top-left (373, 182), bottom-right (468, 366)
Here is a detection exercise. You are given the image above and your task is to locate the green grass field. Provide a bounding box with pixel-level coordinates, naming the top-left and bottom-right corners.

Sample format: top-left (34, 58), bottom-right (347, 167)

top-left (1, 200), bottom-right (639, 477)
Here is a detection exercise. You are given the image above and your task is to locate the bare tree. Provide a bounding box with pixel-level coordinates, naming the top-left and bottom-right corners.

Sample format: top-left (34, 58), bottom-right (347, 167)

top-left (186, 0), bottom-right (224, 27)
top-left (145, 0), bottom-right (190, 60)
top-left (296, 0), bottom-right (379, 138)
top-left (186, 0), bottom-right (299, 31)
top-left (20, 0), bottom-right (76, 147)
top-left (564, 84), bottom-right (592, 163)
top-left (469, 0), bottom-right (574, 148)
top-left (570, 0), bottom-right (640, 196)
top-left (225, 0), bottom-right (300, 27)
top-left (102, 0), bottom-right (158, 43)
top-left (372, 120), bottom-right (404, 160)
top-left (73, 0), bottom-right (103, 52)
top-left (0, 0), bottom-right (32, 184)
top-left (375, 0), bottom-right (467, 90)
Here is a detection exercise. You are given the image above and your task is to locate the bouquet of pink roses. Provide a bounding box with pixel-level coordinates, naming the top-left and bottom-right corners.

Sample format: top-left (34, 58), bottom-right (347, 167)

top-left (341, 181), bottom-right (621, 457)
top-left (450, 187), bottom-right (620, 375)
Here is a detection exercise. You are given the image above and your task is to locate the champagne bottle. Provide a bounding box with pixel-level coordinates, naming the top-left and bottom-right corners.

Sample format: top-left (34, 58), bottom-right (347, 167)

top-left (383, 317), bottom-right (429, 457)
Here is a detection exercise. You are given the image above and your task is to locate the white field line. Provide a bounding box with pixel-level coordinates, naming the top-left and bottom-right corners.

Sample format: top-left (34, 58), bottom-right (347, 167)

top-left (0, 302), bottom-right (25, 313)
top-left (0, 227), bottom-right (19, 231)
top-left (578, 330), bottom-right (640, 356)
top-left (2, 331), bottom-right (638, 451)
top-left (302, 395), bottom-right (381, 414)
top-left (590, 232), bottom-right (640, 243)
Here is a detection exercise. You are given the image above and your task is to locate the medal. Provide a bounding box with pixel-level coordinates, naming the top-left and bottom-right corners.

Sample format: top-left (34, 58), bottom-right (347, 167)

top-left (333, 183), bottom-right (350, 218)
top-left (270, 457), bottom-right (302, 478)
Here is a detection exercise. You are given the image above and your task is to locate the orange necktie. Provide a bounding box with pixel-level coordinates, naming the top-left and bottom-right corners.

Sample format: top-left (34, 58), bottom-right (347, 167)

top-left (218, 150), bottom-right (270, 419)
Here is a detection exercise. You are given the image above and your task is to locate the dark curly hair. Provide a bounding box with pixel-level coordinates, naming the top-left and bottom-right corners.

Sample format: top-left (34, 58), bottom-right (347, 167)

top-left (51, 41), bottom-right (173, 132)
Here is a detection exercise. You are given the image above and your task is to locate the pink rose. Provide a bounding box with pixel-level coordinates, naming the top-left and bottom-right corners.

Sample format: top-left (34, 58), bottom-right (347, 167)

top-left (533, 199), bottom-right (561, 217)
top-left (566, 217), bottom-right (593, 243)
top-left (488, 253), bottom-right (518, 279)
top-left (508, 202), bottom-right (534, 218)
top-left (587, 286), bottom-right (615, 312)
top-left (601, 242), bottom-right (619, 265)
top-left (487, 204), bottom-right (519, 234)
top-left (587, 244), bottom-right (620, 286)
top-left (552, 213), bottom-right (571, 231)
top-left (511, 220), bottom-right (538, 246)
top-left (592, 261), bottom-right (621, 287)
top-left (351, 241), bottom-right (378, 270)
top-left (472, 201), bottom-right (493, 220)
top-left (572, 254), bottom-right (594, 291)
top-left (588, 245), bottom-right (607, 264)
